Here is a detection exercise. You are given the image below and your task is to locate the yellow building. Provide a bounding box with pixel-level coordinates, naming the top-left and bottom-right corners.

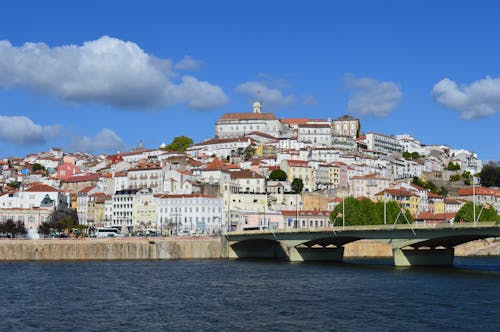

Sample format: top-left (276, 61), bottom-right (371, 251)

top-left (280, 159), bottom-right (313, 192)
top-left (375, 188), bottom-right (420, 216)
top-left (132, 191), bottom-right (157, 231)
top-left (87, 193), bottom-right (108, 226)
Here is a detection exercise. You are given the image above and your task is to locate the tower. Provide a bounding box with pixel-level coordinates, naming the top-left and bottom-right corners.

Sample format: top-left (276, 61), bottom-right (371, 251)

top-left (253, 100), bottom-right (262, 113)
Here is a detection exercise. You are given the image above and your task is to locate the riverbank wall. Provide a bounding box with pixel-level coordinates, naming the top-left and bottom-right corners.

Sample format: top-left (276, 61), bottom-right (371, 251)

top-left (0, 237), bottom-right (222, 261)
top-left (0, 237), bottom-right (498, 261)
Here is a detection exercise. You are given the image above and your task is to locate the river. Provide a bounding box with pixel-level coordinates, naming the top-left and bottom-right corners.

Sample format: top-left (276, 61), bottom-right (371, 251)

top-left (0, 257), bottom-right (499, 331)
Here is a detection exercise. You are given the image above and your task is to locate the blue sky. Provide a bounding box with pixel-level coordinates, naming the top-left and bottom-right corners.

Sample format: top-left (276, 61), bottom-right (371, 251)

top-left (0, 1), bottom-right (499, 161)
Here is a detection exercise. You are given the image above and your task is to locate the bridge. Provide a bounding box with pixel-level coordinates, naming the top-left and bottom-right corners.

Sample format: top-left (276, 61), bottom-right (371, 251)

top-left (223, 222), bottom-right (500, 266)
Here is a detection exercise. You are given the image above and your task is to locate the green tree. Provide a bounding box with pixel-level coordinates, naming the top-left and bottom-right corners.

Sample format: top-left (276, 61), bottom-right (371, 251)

top-left (446, 162), bottom-right (460, 171)
top-left (479, 163), bottom-right (500, 187)
top-left (269, 169), bottom-right (287, 181)
top-left (243, 146), bottom-right (256, 161)
top-left (411, 152), bottom-right (420, 160)
top-left (291, 178), bottom-right (304, 193)
top-left (32, 163), bottom-right (46, 172)
top-left (162, 136), bottom-right (193, 152)
top-left (330, 198), bottom-right (413, 226)
top-left (38, 210), bottom-right (80, 236)
top-left (455, 202), bottom-right (500, 223)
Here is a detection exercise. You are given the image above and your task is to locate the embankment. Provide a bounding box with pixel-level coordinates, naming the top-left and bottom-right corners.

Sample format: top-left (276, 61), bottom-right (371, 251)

top-left (0, 237), bottom-right (222, 261)
top-left (0, 237), bottom-right (498, 261)
top-left (343, 238), bottom-right (500, 258)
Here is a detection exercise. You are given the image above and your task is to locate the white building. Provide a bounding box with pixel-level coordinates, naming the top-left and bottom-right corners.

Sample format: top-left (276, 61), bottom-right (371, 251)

top-left (0, 183), bottom-right (68, 211)
top-left (111, 189), bottom-right (138, 230)
top-left (365, 133), bottom-right (403, 154)
top-left (155, 194), bottom-right (224, 235)
top-left (297, 123), bottom-right (332, 147)
top-left (128, 164), bottom-right (162, 193)
top-left (332, 115), bottom-right (360, 138)
top-left (215, 102), bottom-right (281, 138)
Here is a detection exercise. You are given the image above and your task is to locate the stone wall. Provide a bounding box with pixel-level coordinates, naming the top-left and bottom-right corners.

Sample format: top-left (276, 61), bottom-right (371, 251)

top-left (0, 238), bottom-right (222, 261)
top-left (0, 237), bottom-right (498, 261)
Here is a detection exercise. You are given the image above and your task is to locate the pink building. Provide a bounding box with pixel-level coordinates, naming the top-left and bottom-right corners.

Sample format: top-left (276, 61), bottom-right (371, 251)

top-left (237, 211), bottom-right (284, 231)
top-left (57, 163), bottom-right (80, 181)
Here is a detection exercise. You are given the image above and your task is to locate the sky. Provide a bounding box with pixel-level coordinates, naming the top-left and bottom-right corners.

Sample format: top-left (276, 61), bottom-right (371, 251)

top-left (0, 1), bottom-right (499, 161)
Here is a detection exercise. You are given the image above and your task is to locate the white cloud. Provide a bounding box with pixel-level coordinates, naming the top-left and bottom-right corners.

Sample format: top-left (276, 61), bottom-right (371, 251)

top-left (302, 95), bottom-right (319, 106)
top-left (345, 75), bottom-right (402, 117)
top-left (432, 76), bottom-right (500, 119)
top-left (235, 81), bottom-right (295, 109)
top-left (0, 115), bottom-right (60, 145)
top-left (70, 128), bottom-right (124, 153)
top-left (0, 36), bottom-right (228, 110)
top-left (175, 56), bottom-right (205, 70)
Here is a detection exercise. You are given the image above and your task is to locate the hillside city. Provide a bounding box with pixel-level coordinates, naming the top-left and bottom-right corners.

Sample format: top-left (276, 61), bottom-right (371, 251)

top-left (1, 101), bottom-right (499, 237)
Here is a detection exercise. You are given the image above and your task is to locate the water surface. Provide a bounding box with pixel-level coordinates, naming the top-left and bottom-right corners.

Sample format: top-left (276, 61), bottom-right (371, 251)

top-left (0, 257), bottom-right (499, 331)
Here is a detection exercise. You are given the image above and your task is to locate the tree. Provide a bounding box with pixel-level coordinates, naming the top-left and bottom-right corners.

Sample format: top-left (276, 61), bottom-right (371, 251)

top-left (269, 169), bottom-right (287, 181)
top-left (0, 219), bottom-right (26, 238)
top-left (330, 198), bottom-right (413, 226)
top-left (32, 163), bottom-right (46, 172)
top-left (38, 210), bottom-right (79, 236)
top-left (243, 146), bottom-right (256, 161)
top-left (162, 136), bottom-right (193, 152)
top-left (291, 178), bottom-right (304, 193)
top-left (455, 202), bottom-right (500, 223)
top-left (479, 163), bottom-right (500, 187)
top-left (446, 162), bottom-right (460, 171)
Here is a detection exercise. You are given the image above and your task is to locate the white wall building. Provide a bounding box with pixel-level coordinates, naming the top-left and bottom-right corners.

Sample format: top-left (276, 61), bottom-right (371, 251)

top-left (155, 194), bottom-right (224, 235)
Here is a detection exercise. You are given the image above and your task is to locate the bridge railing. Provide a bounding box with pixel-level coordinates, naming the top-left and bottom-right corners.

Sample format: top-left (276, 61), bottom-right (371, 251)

top-left (228, 221), bottom-right (499, 235)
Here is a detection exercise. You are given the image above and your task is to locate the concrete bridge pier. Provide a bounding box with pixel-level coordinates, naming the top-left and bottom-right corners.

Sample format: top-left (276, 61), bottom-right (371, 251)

top-left (393, 248), bottom-right (455, 267)
top-left (288, 246), bottom-right (344, 262)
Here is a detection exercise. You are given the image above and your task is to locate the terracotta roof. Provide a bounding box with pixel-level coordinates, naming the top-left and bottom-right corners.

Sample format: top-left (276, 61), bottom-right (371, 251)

top-left (244, 131), bottom-right (278, 139)
top-left (154, 194), bottom-right (217, 199)
top-left (457, 187), bottom-right (499, 197)
top-left (24, 184), bottom-right (58, 192)
top-left (298, 123), bottom-right (331, 128)
top-left (281, 118), bottom-right (309, 125)
top-left (351, 173), bottom-right (389, 180)
top-left (286, 160), bottom-right (309, 167)
top-left (219, 112), bottom-right (278, 121)
top-left (79, 185), bottom-right (96, 194)
top-left (62, 174), bottom-right (99, 183)
top-left (230, 170), bottom-right (265, 180)
top-left (375, 188), bottom-right (417, 197)
top-left (427, 192), bottom-right (443, 199)
top-left (334, 114), bottom-right (358, 121)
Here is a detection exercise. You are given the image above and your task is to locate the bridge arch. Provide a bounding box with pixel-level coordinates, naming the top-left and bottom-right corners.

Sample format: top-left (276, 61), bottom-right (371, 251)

top-left (230, 238), bottom-right (287, 259)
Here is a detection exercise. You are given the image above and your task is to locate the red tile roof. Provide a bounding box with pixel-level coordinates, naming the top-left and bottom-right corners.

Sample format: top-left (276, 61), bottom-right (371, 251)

top-left (351, 173), bottom-right (389, 180)
top-left (62, 174), bottom-right (99, 183)
top-left (230, 170), bottom-right (265, 180)
top-left (219, 113), bottom-right (278, 121)
top-left (281, 118), bottom-right (309, 125)
top-left (24, 184), bottom-right (58, 192)
top-left (457, 187), bottom-right (499, 197)
top-left (154, 194), bottom-right (217, 199)
top-left (286, 160), bottom-right (309, 167)
top-left (375, 188), bottom-right (417, 197)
